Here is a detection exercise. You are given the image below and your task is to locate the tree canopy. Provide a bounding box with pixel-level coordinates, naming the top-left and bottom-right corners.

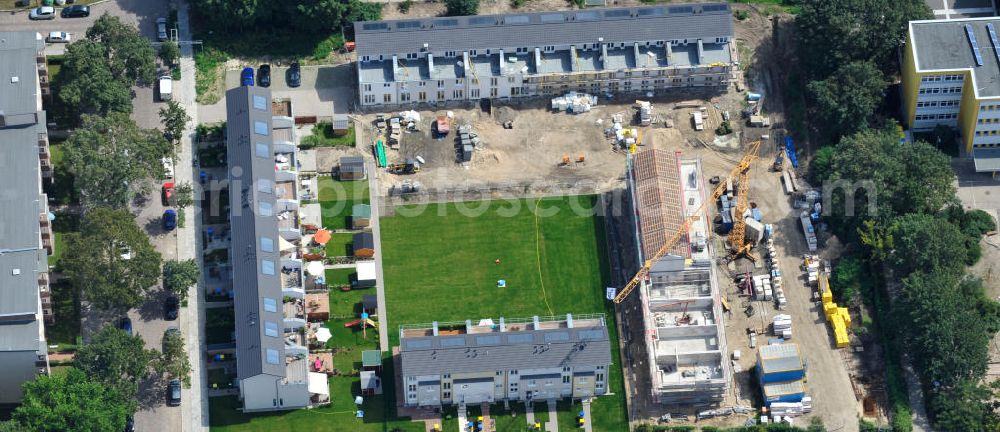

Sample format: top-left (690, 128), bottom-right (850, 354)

top-left (796, 0), bottom-right (932, 79)
top-left (817, 126), bottom-right (956, 227)
top-left (807, 61), bottom-right (886, 139)
top-left (157, 329), bottom-right (192, 382)
top-left (163, 259), bottom-right (200, 300)
top-left (160, 100), bottom-right (191, 145)
top-left (445, 0), bottom-right (479, 16)
top-left (888, 213), bottom-right (968, 278)
top-left (58, 40), bottom-right (132, 117)
top-left (85, 14), bottom-right (156, 85)
top-left (12, 368), bottom-right (132, 432)
top-left (63, 113), bottom-right (171, 211)
top-left (61, 208), bottom-right (162, 311)
top-left (190, 0), bottom-right (380, 35)
top-left (75, 325), bottom-right (157, 399)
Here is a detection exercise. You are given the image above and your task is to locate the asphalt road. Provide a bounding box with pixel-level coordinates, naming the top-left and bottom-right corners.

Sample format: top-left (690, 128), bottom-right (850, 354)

top-left (0, 0), bottom-right (168, 41)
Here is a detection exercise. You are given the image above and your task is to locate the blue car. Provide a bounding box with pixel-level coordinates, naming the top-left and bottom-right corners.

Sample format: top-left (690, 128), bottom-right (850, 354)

top-left (240, 67), bottom-right (254, 86)
top-left (163, 209), bottom-right (177, 231)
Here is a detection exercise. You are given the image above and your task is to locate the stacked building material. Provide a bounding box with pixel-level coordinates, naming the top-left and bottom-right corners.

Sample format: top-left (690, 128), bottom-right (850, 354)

top-left (752, 274), bottom-right (772, 301)
top-left (769, 398), bottom-right (812, 416)
top-left (820, 274), bottom-right (851, 348)
top-left (551, 91), bottom-right (597, 113)
top-left (772, 314), bottom-right (792, 340)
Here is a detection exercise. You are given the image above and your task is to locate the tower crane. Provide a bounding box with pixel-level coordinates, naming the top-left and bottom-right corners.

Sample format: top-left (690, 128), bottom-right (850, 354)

top-left (727, 141), bottom-right (762, 261)
top-left (613, 141), bottom-right (761, 304)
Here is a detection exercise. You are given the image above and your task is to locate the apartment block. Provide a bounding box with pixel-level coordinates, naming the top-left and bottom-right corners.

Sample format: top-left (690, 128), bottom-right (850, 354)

top-left (226, 86), bottom-right (328, 412)
top-left (626, 150), bottom-right (730, 404)
top-left (398, 314), bottom-right (612, 407)
top-left (902, 17), bottom-right (1000, 172)
top-left (0, 32), bottom-right (54, 404)
top-left (354, 3), bottom-right (735, 107)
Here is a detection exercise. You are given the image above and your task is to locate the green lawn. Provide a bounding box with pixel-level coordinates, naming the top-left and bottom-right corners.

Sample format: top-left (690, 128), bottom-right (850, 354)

top-left (325, 267), bottom-right (356, 288)
top-left (45, 280), bottom-right (81, 350)
top-left (380, 196), bottom-right (627, 431)
top-left (318, 177), bottom-right (369, 230)
top-left (325, 233), bottom-right (354, 257)
top-left (301, 123), bottom-right (356, 148)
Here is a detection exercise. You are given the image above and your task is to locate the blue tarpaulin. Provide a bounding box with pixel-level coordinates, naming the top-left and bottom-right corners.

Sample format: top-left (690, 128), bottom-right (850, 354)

top-left (785, 136), bottom-right (798, 168)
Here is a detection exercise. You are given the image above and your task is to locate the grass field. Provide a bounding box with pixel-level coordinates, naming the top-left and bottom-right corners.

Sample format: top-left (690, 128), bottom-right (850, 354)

top-left (380, 196), bottom-right (628, 431)
top-left (318, 177), bottom-right (369, 230)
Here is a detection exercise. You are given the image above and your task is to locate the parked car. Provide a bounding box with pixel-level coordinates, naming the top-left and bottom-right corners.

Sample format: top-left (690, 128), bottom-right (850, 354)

top-left (167, 379), bottom-right (181, 406)
top-left (60, 5), bottom-right (90, 18)
top-left (118, 317), bottom-right (132, 336)
top-left (45, 32), bottom-right (70, 43)
top-left (162, 182), bottom-right (175, 206)
top-left (257, 64), bottom-right (271, 88)
top-left (240, 67), bottom-right (254, 86)
top-left (165, 295), bottom-right (179, 320)
top-left (158, 75), bottom-right (173, 102)
top-left (287, 62), bottom-right (301, 88)
top-left (157, 17), bottom-right (168, 41)
top-left (162, 156), bottom-right (175, 179)
top-left (125, 416), bottom-right (134, 432)
top-left (163, 209), bottom-right (177, 232)
top-left (28, 6), bottom-right (55, 20)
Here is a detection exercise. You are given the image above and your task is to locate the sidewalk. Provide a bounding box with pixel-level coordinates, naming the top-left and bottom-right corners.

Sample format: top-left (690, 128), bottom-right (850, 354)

top-left (175, 1), bottom-right (209, 430)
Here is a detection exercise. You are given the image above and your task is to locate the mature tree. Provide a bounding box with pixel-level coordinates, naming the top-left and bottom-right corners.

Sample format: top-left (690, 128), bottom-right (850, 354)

top-left (928, 379), bottom-right (1000, 431)
top-left (807, 61), bottom-right (886, 139)
top-left (75, 325), bottom-right (157, 399)
top-left (898, 272), bottom-right (992, 388)
top-left (86, 13), bottom-right (156, 85)
top-left (61, 208), bottom-right (162, 311)
top-left (819, 126), bottom-right (956, 228)
top-left (163, 259), bottom-right (200, 300)
top-left (58, 40), bottom-right (132, 117)
top-left (63, 113), bottom-right (171, 210)
top-left (157, 329), bottom-right (192, 383)
top-left (173, 182), bottom-right (195, 211)
top-left (191, 0), bottom-right (380, 35)
top-left (12, 368), bottom-right (132, 432)
top-left (160, 40), bottom-right (181, 66)
top-left (797, 0), bottom-right (932, 79)
top-left (444, 0), bottom-right (479, 16)
top-left (942, 206), bottom-right (998, 265)
top-left (159, 100), bottom-right (191, 145)
top-left (888, 213), bottom-right (968, 278)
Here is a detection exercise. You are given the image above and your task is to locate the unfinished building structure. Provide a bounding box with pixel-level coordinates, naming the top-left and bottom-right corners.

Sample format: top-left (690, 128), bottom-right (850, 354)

top-left (353, 3), bottom-right (735, 107)
top-left (627, 149), bottom-right (730, 404)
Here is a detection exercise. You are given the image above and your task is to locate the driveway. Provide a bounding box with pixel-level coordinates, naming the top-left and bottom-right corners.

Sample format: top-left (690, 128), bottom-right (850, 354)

top-left (0, 0), bottom-right (170, 40)
top-left (199, 63), bottom-right (356, 123)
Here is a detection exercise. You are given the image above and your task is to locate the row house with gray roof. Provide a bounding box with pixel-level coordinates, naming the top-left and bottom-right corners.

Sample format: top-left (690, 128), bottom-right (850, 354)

top-left (398, 314), bottom-right (612, 407)
top-left (0, 32), bottom-right (55, 404)
top-left (354, 3), bottom-right (736, 107)
top-left (226, 85), bottom-right (328, 412)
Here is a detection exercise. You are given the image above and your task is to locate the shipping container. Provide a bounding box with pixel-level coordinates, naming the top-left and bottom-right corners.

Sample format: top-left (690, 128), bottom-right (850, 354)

top-left (762, 380), bottom-right (806, 405)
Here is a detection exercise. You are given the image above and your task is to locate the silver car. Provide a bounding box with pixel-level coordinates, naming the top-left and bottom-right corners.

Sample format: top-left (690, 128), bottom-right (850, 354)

top-left (157, 17), bottom-right (168, 41)
top-left (28, 6), bottom-right (56, 20)
top-left (45, 32), bottom-right (71, 43)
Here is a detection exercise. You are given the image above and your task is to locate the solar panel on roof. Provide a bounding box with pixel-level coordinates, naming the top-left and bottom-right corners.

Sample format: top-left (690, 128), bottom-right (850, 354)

top-left (505, 15), bottom-right (529, 24)
top-left (578, 329), bottom-right (605, 340)
top-left (469, 16), bottom-right (496, 26)
top-left (702, 4), bottom-right (728, 12)
top-left (604, 9), bottom-right (631, 18)
top-left (543, 331), bottom-right (570, 342)
top-left (540, 13), bottom-right (564, 23)
top-left (575, 11), bottom-right (599, 21)
top-left (668, 6), bottom-right (694, 14)
top-left (405, 339), bottom-right (432, 349)
top-left (988, 23), bottom-right (1000, 64)
top-left (362, 22), bottom-right (389, 31)
top-left (476, 335), bottom-right (502, 346)
top-left (637, 7), bottom-right (664, 17)
top-left (967, 24), bottom-right (985, 67)
top-left (439, 337), bottom-right (466, 347)
top-left (396, 21), bottom-right (421, 29)
top-left (433, 18), bottom-right (459, 27)
top-left (506, 333), bottom-right (534, 344)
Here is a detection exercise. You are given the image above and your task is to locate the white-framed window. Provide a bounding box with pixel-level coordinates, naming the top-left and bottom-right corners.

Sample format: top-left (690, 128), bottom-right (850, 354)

top-left (263, 297), bottom-right (277, 312)
top-left (262, 260), bottom-right (275, 275)
top-left (254, 121), bottom-right (268, 136)
top-left (259, 201), bottom-right (273, 216)
top-left (260, 237), bottom-right (274, 252)
top-left (266, 349), bottom-right (280, 364)
top-left (253, 95), bottom-right (267, 110)
top-left (264, 321), bottom-right (279, 337)
top-left (256, 142), bottom-right (269, 158)
top-left (257, 179), bottom-right (272, 193)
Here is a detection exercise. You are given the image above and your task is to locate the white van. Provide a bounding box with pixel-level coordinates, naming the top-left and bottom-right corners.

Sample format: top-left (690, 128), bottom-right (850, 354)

top-left (158, 75), bottom-right (173, 101)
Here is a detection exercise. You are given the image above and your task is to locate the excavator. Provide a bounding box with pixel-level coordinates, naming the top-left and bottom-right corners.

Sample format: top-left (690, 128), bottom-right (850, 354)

top-left (613, 141), bottom-right (761, 304)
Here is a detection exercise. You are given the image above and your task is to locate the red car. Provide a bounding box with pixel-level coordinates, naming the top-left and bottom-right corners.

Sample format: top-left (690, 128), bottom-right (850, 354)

top-left (162, 182), bottom-right (175, 205)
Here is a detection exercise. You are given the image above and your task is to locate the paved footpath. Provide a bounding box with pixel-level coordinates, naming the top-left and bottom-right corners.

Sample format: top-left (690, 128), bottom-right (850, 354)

top-left (366, 155), bottom-right (390, 352)
top-left (174, 1), bottom-right (209, 431)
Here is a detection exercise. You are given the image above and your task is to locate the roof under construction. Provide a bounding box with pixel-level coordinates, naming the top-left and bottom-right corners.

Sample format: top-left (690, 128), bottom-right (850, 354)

top-left (632, 149), bottom-right (687, 260)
